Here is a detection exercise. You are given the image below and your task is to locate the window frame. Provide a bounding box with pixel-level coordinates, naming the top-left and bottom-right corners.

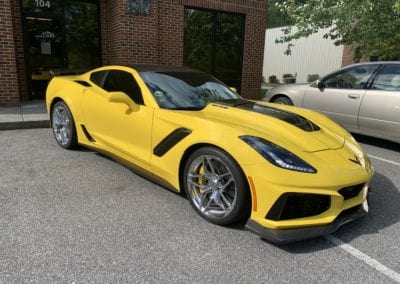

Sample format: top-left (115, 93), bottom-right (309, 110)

top-left (89, 69), bottom-right (145, 105)
top-left (319, 64), bottom-right (381, 90)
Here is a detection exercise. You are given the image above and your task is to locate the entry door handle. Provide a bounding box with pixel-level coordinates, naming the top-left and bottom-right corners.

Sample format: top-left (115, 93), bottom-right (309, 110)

top-left (348, 94), bottom-right (361, 99)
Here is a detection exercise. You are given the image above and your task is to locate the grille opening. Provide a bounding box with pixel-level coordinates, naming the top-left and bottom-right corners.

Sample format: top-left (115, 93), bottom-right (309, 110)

top-left (266, 193), bottom-right (330, 221)
top-left (339, 184), bottom-right (364, 200)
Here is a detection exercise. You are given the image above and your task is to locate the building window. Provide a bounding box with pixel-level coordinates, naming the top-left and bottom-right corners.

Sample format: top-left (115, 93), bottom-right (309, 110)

top-left (184, 8), bottom-right (245, 93)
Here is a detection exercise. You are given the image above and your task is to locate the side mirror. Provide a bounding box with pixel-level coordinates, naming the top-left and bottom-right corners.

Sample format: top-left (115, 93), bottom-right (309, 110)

top-left (108, 91), bottom-right (138, 112)
top-left (316, 80), bottom-right (325, 90)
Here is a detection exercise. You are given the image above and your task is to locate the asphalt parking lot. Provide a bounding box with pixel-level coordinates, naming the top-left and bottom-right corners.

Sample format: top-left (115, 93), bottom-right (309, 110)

top-left (1, 129), bottom-right (399, 283)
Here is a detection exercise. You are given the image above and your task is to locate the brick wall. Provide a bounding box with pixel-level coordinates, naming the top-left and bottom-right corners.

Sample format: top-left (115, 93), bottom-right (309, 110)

top-left (342, 45), bottom-right (355, 67)
top-left (0, 0), bottom-right (20, 106)
top-left (0, 0), bottom-right (266, 105)
top-left (11, 0), bottom-right (28, 102)
top-left (103, 0), bottom-right (267, 99)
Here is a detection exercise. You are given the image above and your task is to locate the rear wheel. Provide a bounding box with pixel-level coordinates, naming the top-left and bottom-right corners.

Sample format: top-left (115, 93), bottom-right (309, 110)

top-left (183, 147), bottom-right (250, 225)
top-left (51, 101), bottom-right (78, 149)
top-left (273, 96), bottom-right (293, 105)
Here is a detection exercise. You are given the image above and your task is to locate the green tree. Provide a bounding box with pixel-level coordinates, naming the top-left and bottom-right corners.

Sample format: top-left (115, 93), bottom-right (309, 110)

top-left (275, 0), bottom-right (400, 61)
top-left (267, 0), bottom-right (289, 28)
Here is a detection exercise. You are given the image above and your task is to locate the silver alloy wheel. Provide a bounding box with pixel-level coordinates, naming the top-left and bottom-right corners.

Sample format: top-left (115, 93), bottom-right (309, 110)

top-left (52, 105), bottom-right (71, 146)
top-left (186, 155), bottom-right (237, 219)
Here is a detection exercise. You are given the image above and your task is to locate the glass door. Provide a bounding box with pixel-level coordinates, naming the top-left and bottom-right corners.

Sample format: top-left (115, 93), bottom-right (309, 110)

top-left (25, 16), bottom-right (65, 99)
top-left (22, 0), bottom-right (100, 100)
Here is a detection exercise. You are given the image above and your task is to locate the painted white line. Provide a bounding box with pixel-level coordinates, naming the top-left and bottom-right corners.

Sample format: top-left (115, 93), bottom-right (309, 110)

top-left (325, 235), bottom-right (400, 283)
top-left (368, 154), bottom-right (400, 167)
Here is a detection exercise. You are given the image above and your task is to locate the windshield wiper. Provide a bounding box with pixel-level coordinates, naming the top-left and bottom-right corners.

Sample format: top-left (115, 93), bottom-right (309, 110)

top-left (214, 99), bottom-right (250, 107)
top-left (167, 106), bottom-right (204, 111)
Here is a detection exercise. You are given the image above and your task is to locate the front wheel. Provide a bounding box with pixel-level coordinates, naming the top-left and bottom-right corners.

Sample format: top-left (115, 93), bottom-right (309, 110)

top-left (51, 101), bottom-right (78, 149)
top-left (183, 147), bottom-right (250, 225)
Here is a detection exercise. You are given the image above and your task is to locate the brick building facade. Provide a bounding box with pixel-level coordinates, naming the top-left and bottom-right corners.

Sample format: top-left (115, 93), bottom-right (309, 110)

top-left (0, 0), bottom-right (266, 106)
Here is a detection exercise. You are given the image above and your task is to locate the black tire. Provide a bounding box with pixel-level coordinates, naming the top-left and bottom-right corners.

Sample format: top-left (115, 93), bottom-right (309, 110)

top-left (183, 146), bottom-right (250, 225)
top-left (273, 96), bottom-right (293, 105)
top-left (51, 101), bottom-right (78, 149)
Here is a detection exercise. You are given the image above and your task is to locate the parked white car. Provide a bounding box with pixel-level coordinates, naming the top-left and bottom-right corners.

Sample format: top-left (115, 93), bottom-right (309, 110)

top-left (264, 62), bottom-right (400, 143)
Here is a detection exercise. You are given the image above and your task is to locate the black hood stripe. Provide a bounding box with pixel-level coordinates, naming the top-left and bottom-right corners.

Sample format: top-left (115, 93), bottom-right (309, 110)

top-left (214, 99), bottom-right (320, 132)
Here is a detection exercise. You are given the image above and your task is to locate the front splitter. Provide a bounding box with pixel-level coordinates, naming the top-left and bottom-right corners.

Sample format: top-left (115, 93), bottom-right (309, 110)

top-left (245, 201), bottom-right (368, 244)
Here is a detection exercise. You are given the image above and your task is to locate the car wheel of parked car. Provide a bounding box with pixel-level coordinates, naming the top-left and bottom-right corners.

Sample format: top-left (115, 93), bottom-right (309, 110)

top-left (51, 101), bottom-right (78, 149)
top-left (273, 96), bottom-right (293, 105)
top-left (183, 147), bottom-right (250, 225)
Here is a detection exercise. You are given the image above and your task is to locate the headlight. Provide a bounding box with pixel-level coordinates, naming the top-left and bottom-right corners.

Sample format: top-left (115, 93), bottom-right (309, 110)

top-left (240, 136), bottom-right (317, 173)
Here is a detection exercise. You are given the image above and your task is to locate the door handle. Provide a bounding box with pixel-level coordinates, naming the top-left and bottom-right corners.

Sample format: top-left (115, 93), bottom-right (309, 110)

top-left (348, 94), bottom-right (360, 99)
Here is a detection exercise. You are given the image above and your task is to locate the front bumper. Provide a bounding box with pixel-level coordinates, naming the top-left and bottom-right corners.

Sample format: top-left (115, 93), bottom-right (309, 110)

top-left (245, 200), bottom-right (368, 244)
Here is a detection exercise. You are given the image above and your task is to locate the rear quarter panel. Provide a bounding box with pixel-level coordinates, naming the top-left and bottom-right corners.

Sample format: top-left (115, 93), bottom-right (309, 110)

top-left (46, 76), bottom-right (87, 125)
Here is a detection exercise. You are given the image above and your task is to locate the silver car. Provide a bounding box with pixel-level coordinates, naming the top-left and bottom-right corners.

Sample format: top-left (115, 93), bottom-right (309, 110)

top-left (264, 62), bottom-right (400, 143)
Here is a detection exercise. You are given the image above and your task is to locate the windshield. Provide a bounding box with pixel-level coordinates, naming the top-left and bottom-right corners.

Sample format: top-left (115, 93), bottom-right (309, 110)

top-left (139, 71), bottom-right (241, 110)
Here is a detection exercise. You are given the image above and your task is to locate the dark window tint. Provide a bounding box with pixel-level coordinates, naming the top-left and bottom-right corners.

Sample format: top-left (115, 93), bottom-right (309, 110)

top-left (373, 65), bottom-right (400, 91)
top-left (90, 71), bottom-right (108, 88)
top-left (184, 9), bottom-right (244, 93)
top-left (323, 65), bottom-right (379, 89)
top-left (140, 71), bottom-right (239, 109)
top-left (103, 70), bottom-right (144, 105)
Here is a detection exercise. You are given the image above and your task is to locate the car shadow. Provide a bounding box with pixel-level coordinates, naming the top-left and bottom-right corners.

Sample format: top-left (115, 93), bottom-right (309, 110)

top-left (90, 148), bottom-right (399, 252)
top-left (269, 171), bottom-right (400, 253)
top-left (93, 151), bottom-right (188, 199)
top-left (352, 133), bottom-right (400, 152)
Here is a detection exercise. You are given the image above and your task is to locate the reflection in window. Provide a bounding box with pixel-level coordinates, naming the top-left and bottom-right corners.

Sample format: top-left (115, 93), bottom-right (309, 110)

top-left (184, 9), bottom-right (244, 93)
top-left (140, 71), bottom-right (240, 109)
top-left (373, 65), bottom-right (400, 91)
top-left (323, 65), bottom-right (379, 89)
top-left (65, 1), bottom-right (100, 69)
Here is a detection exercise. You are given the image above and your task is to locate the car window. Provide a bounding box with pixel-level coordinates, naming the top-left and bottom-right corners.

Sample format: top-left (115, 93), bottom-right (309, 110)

top-left (323, 65), bottom-right (379, 89)
top-left (90, 70), bottom-right (108, 88)
top-left (372, 65), bottom-right (400, 91)
top-left (103, 70), bottom-right (144, 105)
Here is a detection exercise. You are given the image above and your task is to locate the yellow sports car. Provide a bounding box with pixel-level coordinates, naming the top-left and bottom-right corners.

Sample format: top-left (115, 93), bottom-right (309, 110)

top-left (46, 65), bottom-right (374, 243)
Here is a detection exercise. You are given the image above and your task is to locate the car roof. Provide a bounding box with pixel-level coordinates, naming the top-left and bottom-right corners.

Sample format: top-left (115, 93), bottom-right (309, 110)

top-left (126, 64), bottom-right (199, 73)
top-left (347, 61), bottom-right (400, 67)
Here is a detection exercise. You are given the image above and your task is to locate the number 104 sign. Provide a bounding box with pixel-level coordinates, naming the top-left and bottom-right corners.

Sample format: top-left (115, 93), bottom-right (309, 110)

top-left (34, 0), bottom-right (51, 8)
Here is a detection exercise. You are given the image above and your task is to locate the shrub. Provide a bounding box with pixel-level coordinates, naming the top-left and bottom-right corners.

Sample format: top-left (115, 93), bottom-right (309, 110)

top-left (282, 73), bottom-right (294, 78)
top-left (268, 75), bottom-right (280, 84)
top-left (307, 74), bottom-right (320, 82)
top-left (282, 73), bottom-right (296, 84)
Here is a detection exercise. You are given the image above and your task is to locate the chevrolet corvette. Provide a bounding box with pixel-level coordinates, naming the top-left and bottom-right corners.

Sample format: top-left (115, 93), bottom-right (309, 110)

top-left (46, 65), bottom-right (374, 243)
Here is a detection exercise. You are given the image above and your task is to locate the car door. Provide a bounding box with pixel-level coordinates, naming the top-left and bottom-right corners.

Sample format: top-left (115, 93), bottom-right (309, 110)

top-left (302, 64), bottom-right (380, 131)
top-left (82, 69), bottom-right (154, 170)
top-left (359, 64), bottom-right (400, 140)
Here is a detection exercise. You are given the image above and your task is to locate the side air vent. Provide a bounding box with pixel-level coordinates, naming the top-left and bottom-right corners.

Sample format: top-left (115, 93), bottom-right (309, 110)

top-left (80, 125), bottom-right (95, 142)
top-left (74, 80), bottom-right (92, 87)
top-left (153, 128), bottom-right (192, 157)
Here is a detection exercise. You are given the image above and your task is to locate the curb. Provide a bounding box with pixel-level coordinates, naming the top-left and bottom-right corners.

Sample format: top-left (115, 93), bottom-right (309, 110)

top-left (0, 120), bottom-right (50, 131)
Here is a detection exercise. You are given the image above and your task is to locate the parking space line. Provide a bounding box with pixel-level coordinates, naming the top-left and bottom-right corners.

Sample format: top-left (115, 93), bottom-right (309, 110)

top-left (368, 155), bottom-right (400, 167)
top-left (325, 235), bottom-right (400, 283)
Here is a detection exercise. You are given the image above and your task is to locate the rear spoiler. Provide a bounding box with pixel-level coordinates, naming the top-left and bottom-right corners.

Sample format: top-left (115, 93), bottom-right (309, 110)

top-left (49, 68), bottom-right (89, 77)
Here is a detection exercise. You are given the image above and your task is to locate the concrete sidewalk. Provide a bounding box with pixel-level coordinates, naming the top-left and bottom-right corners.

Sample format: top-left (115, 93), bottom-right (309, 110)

top-left (0, 100), bottom-right (50, 130)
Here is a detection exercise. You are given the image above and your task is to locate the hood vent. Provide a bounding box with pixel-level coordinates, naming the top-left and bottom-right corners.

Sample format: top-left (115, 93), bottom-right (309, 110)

top-left (215, 99), bottom-right (320, 132)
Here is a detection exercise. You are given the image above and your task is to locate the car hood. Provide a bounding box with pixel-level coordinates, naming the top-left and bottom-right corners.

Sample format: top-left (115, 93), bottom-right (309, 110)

top-left (195, 99), bottom-right (346, 153)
